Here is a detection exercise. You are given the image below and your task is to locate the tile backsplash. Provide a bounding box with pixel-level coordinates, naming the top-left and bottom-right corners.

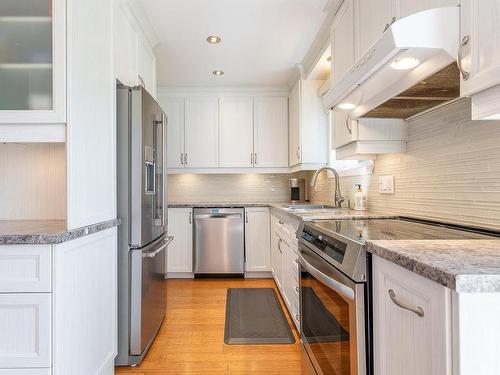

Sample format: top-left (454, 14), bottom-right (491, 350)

top-left (309, 99), bottom-right (500, 230)
top-left (168, 173), bottom-right (292, 203)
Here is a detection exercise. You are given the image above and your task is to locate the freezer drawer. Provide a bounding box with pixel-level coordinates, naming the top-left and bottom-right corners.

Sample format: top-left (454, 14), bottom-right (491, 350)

top-left (130, 234), bottom-right (172, 356)
top-left (194, 208), bottom-right (244, 275)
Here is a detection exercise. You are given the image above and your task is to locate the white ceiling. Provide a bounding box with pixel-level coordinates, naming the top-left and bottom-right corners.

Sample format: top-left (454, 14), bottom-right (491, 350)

top-left (136, 0), bottom-right (331, 87)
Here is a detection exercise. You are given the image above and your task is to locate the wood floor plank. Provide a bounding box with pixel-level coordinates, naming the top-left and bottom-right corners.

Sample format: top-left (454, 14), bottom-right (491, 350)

top-left (115, 278), bottom-right (302, 375)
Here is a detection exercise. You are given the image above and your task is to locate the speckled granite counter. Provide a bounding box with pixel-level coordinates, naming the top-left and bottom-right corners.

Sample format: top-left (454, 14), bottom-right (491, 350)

top-left (168, 202), bottom-right (398, 221)
top-left (0, 218), bottom-right (121, 245)
top-left (168, 202), bottom-right (270, 208)
top-left (366, 240), bottom-right (500, 293)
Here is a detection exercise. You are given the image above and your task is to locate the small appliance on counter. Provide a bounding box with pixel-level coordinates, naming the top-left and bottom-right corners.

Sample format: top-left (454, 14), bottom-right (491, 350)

top-left (290, 178), bottom-right (306, 202)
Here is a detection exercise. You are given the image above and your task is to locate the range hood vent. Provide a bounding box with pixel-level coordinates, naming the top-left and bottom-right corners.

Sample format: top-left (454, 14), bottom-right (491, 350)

top-left (324, 7), bottom-right (460, 120)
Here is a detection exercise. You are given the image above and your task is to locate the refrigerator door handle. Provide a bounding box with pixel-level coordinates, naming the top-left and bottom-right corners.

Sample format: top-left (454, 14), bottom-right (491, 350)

top-left (142, 236), bottom-right (174, 258)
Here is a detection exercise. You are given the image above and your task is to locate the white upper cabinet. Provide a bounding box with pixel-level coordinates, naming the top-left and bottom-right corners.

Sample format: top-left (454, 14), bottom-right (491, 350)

top-left (355, 0), bottom-right (394, 58)
top-left (139, 35), bottom-right (156, 97)
top-left (244, 207), bottom-right (271, 272)
top-left (184, 96), bottom-right (219, 168)
top-left (459, 0), bottom-right (500, 97)
top-left (0, 0), bottom-right (65, 125)
top-left (289, 81), bottom-right (301, 166)
top-left (254, 97), bottom-right (288, 168)
top-left (332, 0), bottom-right (355, 85)
top-left (162, 96), bottom-right (185, 169)
top-left (114, 0), bottom-right (139, 88)
top-left (396, 0), bottom-right (459, 19)
top-left (219, 96), bottom-right (254, 168)
top-left (289, 80), bottom-right (329, 168)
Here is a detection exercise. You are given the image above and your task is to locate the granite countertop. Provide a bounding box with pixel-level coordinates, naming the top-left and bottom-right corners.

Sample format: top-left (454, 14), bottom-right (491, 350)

top-left (168, 201), bottom-right (398, 221)
top-left (0, 218), bottom-right (121, 245)
top-left (366, 240), bottom-right (500, 293)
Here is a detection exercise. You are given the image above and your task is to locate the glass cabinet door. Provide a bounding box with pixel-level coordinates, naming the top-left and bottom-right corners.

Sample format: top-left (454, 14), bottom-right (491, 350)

top-left (0, 0), bottom-right (57, 112)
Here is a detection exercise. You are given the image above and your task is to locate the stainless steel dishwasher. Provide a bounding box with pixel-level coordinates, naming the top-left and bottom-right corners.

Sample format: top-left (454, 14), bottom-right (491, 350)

top-left (194, 208), bottom-right (245, 276)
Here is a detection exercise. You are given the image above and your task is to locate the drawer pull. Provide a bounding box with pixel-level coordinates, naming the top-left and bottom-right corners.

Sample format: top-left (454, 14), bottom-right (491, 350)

top-left (457, 35), bottom-right (470, 80)
top-left (295, 286), bottom-right (299, 293)
top-left (388, 289), bottom-right (424, 317)
top-left (278, 220), bottom-right (284, 225)
top-left (295, 314), bottom-right (300, 321)
top-left (295, 258), bottom-right (299, 264)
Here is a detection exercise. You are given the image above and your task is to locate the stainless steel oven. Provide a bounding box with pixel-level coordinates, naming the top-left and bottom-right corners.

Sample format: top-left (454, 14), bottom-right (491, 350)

top-left (298, 222), bottom-right (371, 375)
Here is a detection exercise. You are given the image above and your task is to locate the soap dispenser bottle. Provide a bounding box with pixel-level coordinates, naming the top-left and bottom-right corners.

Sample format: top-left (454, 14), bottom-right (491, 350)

top-left (354, 184), bottom-right (367, 211)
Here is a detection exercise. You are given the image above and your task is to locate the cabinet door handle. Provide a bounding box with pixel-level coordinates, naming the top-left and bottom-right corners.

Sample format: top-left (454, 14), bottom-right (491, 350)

top-left (189, 211), bottom-right (192, 224)
top-left (388, 289), bottom-right (424, 317)
top-left (254, 153), bottom-right (257, 165)
top-left (457, 35), bottom-right (470, 80)
top-left (295, 286), bottom-right (299, 293)
top-left (181, 153), bottom-right (184, 165)
top-left (277, 238), bottom-right (283, 254)
top-left (295, 258), bottom-right (299, 264)
top-left (383, 16), bottom-right (396, 32)
top-left (184, 153), bottom-right (188, 165)
top-left (250, 153), bottom-right (254, 164)
top-left (278, 220), bottom-right (284, 225)
top-left (345, 115), bottom-right (352, 135)
top-left (295, 314), bottom-right (300, 321)
top-left (245, 211), bottom-right (249, 223)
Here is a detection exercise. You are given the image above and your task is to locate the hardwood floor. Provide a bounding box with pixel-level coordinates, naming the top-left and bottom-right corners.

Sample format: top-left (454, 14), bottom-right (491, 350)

top-left (115, 278), bottom-right (303, 375)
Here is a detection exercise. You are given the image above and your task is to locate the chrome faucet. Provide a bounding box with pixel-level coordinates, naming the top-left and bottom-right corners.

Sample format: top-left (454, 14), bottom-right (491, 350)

top-left (310, 166), bottom-right (344, 208)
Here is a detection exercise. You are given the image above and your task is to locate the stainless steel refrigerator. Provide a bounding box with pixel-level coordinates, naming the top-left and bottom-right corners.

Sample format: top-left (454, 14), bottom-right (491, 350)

top-left (115, 84), bottom-right (172, 366)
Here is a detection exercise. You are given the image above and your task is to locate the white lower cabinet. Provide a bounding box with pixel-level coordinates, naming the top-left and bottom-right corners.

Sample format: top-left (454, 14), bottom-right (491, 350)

top-left (0, 227), bottom-right (117, 375)
top-left (270, 210), bottom-right (301, 330)
top-left (373, 255), bottom-right (452, 375)
top-left (244, 208), bottom-right (271, 273)
top-left (166, 208), bottom-right (193, 275)
top-left (0, 294), bottom-right (51, 368)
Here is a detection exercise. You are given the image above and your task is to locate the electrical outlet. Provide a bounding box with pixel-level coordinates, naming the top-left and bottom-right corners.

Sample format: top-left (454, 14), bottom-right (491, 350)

top-left (379, 175), bottom-right (394, 194)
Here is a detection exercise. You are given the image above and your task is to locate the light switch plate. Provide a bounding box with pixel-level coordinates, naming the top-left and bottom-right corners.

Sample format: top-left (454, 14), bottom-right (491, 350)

top-left (379, 175), bottom-right (394, 194)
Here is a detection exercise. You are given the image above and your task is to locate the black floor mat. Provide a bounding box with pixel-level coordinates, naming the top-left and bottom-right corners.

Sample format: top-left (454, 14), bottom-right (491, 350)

top-left (224, 288), bottom-right (296, 344)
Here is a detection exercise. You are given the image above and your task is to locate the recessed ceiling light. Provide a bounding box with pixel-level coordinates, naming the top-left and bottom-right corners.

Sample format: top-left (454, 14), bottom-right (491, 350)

top-left (338, 102), bottom-right (356, 110)
top-left (213, 70), bottom-right (224, 76)
top-left (390, 57), bottom-right (420, 70)
top-left (207, 35), bottom-right (222, 44)
top-left (327, 56), bottom-right (332, 62)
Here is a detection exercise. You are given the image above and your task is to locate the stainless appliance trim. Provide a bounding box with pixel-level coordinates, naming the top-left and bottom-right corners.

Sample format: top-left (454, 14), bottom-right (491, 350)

top-left (299, 242), bottom-right (367, 375)
top-left (142, 236), bottom-right (173, 258)
top-left (298, 249), bottom-right (355, 301)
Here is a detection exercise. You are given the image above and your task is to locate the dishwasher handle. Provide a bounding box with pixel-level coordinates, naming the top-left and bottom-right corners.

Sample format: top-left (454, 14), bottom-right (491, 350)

top-left (194, 213), bottom-right (242, 219)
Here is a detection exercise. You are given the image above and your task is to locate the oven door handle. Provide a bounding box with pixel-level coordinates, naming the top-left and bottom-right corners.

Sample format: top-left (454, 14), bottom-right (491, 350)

top-left (299, 253), bottom-right (355, 301)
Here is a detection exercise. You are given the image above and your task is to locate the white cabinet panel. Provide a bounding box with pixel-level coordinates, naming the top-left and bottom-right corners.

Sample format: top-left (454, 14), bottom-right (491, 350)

top-left (253, 97), bottom-right (288, 168)
top-left (66, 0), bottom-right (115, 229)
top-left (114, 0), bottom-right (139, 87)
top-left (167, 208), bottom-right (193, 273)
top-left (161, 96), bottom-right (185, 168)
top-left (52, 228), bottom-right (117, 375)
top-left (459, 0), bottom-right (500, 97)
top-left (373, 256), bottom-right (451, 375)
top-left (289, 81), bottom-right (301, 167)
top-left (184, 97), bottom-right (219, 168)
top-left (332, 0), bottom-right (355, 85)
top-left (219, 96), bottom-right (254, 168)
top-left (0, 293), bottom-right (51, 368)
top-left (244, 207), bottom-right (271, 272)
top-left (139, 36), bottom-right (156, 98)
top-left (0, 245), bottom-right (51, 292)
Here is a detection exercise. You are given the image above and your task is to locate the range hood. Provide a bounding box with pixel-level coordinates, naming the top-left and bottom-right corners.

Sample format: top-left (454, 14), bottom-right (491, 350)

top-left (323, 7), bottom-right (460, 119)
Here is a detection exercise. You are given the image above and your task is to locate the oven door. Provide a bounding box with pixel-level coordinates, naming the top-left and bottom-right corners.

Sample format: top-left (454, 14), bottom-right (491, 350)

top-left (299, 243), bottom-right (366, 375)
